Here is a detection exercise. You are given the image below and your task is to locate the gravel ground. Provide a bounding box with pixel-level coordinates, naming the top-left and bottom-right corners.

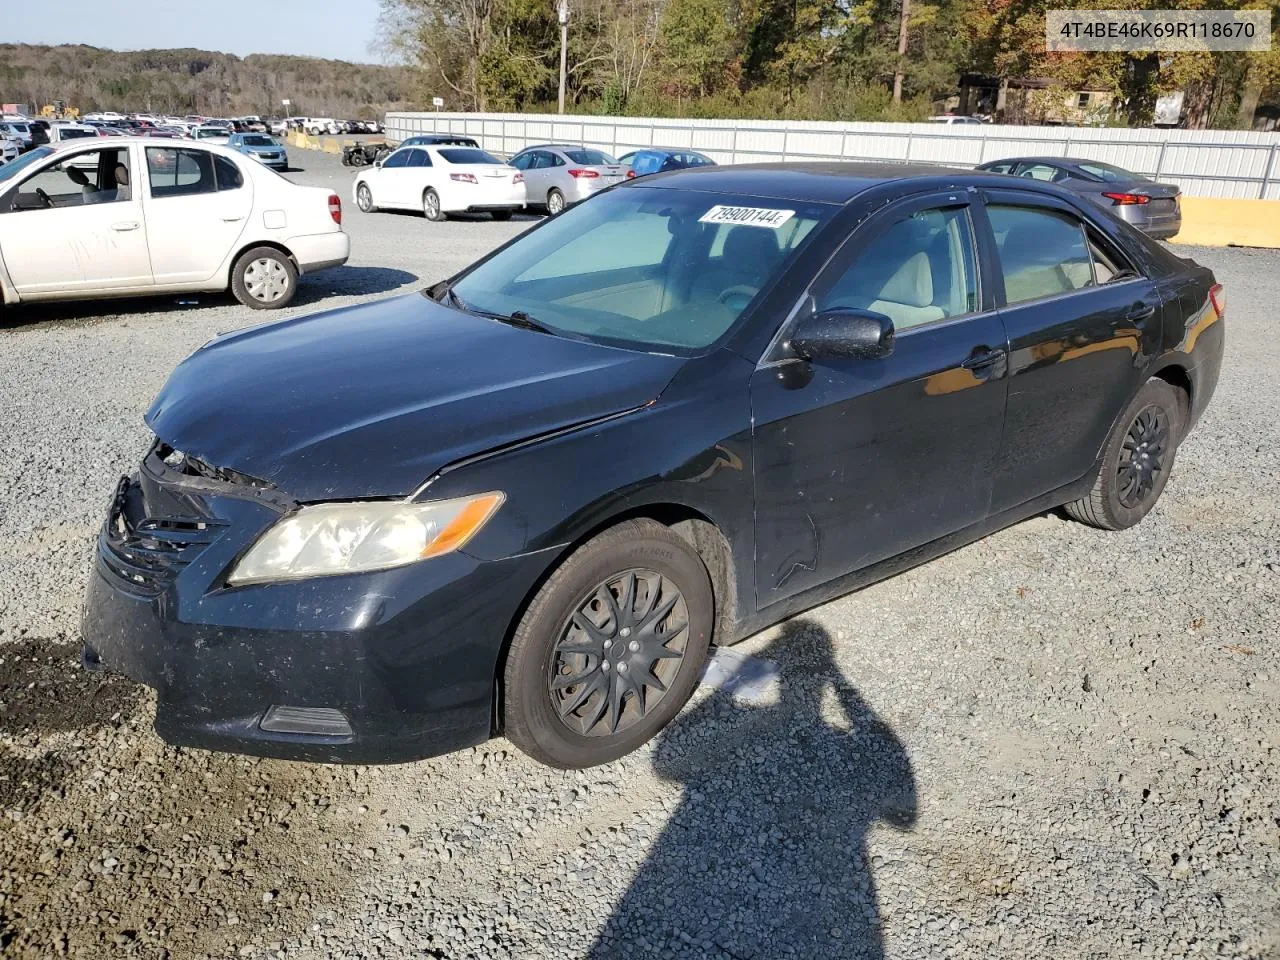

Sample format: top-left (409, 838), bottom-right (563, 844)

top-left (1, 151), bottom-right (1276, 960)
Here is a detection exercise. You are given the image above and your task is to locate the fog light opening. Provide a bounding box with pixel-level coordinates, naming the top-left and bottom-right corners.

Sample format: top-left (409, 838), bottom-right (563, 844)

top-left (260, 705), bottom-right (353, 737)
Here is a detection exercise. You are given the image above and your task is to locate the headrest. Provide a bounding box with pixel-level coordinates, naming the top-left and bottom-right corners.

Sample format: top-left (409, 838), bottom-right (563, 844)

top-left (877, 251), bottom-right (934, 308)
top-left (721, 226), bottom-right (781, 265)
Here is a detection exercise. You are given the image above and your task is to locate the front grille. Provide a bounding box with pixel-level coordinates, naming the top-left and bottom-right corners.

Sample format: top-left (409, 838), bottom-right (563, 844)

top-left (99, 473), bottom-right (227, 597)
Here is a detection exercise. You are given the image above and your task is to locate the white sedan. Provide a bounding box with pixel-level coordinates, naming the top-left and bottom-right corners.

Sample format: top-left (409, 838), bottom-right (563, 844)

top-left (352, 145), bottom-right (525, 221)
top-left (0, 137), bottom-right (349, 311)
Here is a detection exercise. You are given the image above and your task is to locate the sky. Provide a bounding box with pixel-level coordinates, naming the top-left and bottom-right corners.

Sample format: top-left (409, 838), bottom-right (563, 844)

top-left (6, 0), bottom-right (387, 64)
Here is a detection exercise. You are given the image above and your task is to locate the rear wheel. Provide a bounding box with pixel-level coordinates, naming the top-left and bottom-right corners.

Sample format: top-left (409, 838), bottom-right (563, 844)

top-left (356, 182), bottom-right (375, 212)
top-left (1065, 378), bottom-right (1184, 530)
top-left (502, 519), bottom-right (714, 769)
top-left (546, 188), bottom-right (566, 216)
top-left (423, 188), bottom-right (445, 221)
top-left (230, 246), bottom-right (297, 310)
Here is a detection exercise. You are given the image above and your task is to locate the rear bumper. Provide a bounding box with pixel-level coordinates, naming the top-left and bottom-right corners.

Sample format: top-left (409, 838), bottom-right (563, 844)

top-left (80, 458), bottom-right (556, 764)
top-left (288, 230), bottom-right (349, 274)
top-left (1141, 218), bottom-right (1181, 240)
top-left (439, 183), bottom-right (525, 213)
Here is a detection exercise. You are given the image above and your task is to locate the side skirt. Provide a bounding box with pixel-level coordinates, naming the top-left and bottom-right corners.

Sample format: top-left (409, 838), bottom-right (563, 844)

top-left (726, 475), bottom-right (1094, 644)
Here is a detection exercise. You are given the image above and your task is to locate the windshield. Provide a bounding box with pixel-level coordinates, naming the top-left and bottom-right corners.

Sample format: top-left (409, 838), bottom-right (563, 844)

top-left (564, 149), bottom-right (615, 165)
top-left (197, 129), bottom-right (224, 138)
top-left (0, 147), bottom-right (54, 183)
top-left (451, 187), bottom-right (832, 354)
top-left (438, 148), bottom-right (501, 164)
top-left (242, 135), bottom-right (275, 146)
top-left (1077, 161), bottom-right (1139, 182)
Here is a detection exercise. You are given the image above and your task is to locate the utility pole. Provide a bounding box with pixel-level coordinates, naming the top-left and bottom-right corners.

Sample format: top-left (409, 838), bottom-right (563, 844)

top-left (893, 0), bottom-right (910, 104)
top-left (558, 0), bottom-right (569, 114)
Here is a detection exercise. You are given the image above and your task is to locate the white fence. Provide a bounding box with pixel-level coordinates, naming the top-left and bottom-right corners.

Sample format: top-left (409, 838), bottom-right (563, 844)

top-left (387, 111), bottom-right (1280, 200)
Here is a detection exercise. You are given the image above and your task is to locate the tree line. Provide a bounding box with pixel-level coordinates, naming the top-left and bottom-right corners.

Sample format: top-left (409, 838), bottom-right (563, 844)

top-left (377, 0), bottom-right (1280, 127)
top-left (0, 44), bottom-right (415, 119)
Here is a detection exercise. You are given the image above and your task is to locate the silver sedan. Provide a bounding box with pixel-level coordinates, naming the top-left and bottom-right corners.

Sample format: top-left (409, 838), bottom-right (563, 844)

top-left (508, 144), bottom-right (626, 214)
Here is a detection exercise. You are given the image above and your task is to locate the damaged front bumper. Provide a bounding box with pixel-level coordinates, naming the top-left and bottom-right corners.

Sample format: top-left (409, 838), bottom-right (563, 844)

top-left (80, 444), bottom-right (549, 764)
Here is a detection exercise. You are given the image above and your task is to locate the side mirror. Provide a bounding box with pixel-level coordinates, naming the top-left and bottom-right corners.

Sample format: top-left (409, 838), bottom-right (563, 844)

top-left (373, 158), bottom-right (383, 168)
top-left (790, 308), bottom-right (895, 361)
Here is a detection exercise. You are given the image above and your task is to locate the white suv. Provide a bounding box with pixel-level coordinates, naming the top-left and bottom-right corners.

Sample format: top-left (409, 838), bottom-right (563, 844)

top-left (0, 138), bottom-right (350, 311)
top-left (304, 118), bottom-right (340, 136)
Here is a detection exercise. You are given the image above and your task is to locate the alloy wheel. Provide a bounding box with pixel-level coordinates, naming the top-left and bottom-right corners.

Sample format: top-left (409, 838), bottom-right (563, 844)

top-left (550, 569), bottom-right (690, 738)
top-left (357, 184), bottom-right (372, 211)
top-left (424, 191), bottom-right (440, 219)
top-left (1117, 404), bottom-right (1168, 508)
top-left (547, 191), bottom-right (565, 215)
top-left (243, 258), bottom-right (290, 303)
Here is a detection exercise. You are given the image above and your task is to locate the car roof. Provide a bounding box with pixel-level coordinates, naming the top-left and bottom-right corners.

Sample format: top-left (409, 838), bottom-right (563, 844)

top-left (625, 147), bottom-right (710, 156)
top-left (981, 156), bottom-right (1093, 168)
top-left (628, 161), bottom-right (991, 204)
top-left (516, 143), bottom-right (604, 153)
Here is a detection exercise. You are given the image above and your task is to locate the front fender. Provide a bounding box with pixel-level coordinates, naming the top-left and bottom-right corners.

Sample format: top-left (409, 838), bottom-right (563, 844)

top-left (422, 349), bottom-right (758, 623)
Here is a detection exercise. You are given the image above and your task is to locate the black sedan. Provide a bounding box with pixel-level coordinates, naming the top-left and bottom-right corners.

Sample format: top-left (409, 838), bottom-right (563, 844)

top-left (976, 156), bottom-right (1182, 240)
top-left (82, 163), bottom-right (1224, 769)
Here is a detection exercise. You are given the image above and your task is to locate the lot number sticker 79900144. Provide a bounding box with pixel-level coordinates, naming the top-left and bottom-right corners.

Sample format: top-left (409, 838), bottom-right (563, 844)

top-left (698, 205), bottom-right (796, 229)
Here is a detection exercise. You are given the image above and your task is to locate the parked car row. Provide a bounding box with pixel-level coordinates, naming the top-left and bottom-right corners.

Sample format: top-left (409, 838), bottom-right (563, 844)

top-left (350, 135), bottom-right (1181, 239)
top-left (288, 117), bottom-right (384, 136)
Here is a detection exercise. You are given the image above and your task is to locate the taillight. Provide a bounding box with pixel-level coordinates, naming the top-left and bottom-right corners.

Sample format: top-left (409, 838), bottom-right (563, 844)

top-left (450, 173), bottom-right (477, 184)
top-left (625, 169), bottom-right (636, 179)
top-left (1209, 282), bottom-right (1225, 319)
top-left (513, 172), bottom-right (524, 183)
top-left (328, 193), bottom-right (341, 225)
top-left (1102, 192), bottom-right (1150, 205)
top-left (568, 168), bottom-right (599, 179)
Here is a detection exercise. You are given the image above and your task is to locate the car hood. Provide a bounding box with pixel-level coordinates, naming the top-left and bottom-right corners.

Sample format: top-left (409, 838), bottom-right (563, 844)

top-left (145, 294), bottom-right (684, 501)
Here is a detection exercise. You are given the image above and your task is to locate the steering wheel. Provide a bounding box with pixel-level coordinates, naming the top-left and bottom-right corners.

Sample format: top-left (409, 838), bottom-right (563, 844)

top-left (34, 188), bottom-right (53, 209)
top-left (717, 284), bottom-right (759, 306)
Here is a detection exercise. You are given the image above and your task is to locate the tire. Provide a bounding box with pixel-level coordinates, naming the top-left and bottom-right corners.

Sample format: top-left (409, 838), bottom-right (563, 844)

top-left (491, 209), bottom-right (513, 221)
top-left (1064, 378), bottom-right (1184, 530)
top-left (230, 246), bottom-right (298, 310)
top-left (546, 188), bottom-right (566, 216)
top-left (356, 182), bottom-right (376, 213)
top-left (502, 519), bottom-right (715, 769)
top-left (422, 188), bottom-right (446, 222)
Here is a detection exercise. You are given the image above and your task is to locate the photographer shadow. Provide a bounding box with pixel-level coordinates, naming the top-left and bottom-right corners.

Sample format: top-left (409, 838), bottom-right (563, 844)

top-left (589, 619), bottom-right (917, 960)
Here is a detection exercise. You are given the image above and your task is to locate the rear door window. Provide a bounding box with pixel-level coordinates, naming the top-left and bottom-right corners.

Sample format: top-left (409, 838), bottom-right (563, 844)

top-left (988, 204), bottom-right (1095, 304)
top-left (1014, 162), bottom-right (1067, 182)
top-left (146, 147), bottom-right (216, 198)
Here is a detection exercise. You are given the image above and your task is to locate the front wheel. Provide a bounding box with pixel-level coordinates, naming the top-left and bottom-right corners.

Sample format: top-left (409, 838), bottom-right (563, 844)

top-left (502, 519), bottom-right (714, 769)
top-left (230, 247), bottom-right (298, 310)
top-left (356, 182), bottom-right (375, 212)
top-left (423, 188), bottom-right (445, 222)
top-left (1064, 378), bottom-right (1184, 530)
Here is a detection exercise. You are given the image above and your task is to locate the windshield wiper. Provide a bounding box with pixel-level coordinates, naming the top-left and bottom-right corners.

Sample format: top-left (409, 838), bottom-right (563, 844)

top-left (443, 286), bottom-right (556, 335)
top-left (492, 310), bottom-right (555, 334)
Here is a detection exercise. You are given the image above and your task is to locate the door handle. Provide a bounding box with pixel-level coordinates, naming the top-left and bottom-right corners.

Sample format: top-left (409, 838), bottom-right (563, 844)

top-left (110, 221), bottom-right (139, 231)
top-left (1127, 302), bottom-right (1157, 325)
top-left (222, 215), bottom-right (245, 222)
top-left (961, 346), bottom-right (1007, 378)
